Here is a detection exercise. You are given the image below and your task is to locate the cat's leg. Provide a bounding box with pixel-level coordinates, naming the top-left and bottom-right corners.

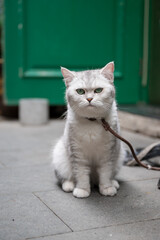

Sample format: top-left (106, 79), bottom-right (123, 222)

top-left (98, 163), bottom-right (119, 196)
top-left (52, 139), bottom-right (74, 192)
top-left (73, 164), bottom-right (91, 198)
top-left (98, 140), bottom-right (124, 196)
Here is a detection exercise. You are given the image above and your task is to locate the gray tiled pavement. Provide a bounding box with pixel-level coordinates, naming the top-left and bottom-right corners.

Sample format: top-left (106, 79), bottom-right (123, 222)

top-left (0, 119), bottom-right (159, 240)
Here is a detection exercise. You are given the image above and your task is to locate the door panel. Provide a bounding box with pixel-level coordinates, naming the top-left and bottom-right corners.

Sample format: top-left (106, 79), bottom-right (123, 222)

top-left (4, 0), bottom-right (144, 105)
top-left (149, 0), bottom-right (160, 104)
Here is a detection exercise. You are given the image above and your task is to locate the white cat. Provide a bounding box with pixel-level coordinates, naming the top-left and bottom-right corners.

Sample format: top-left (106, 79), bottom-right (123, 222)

top-left (52, 62), bottom-right (124, 198)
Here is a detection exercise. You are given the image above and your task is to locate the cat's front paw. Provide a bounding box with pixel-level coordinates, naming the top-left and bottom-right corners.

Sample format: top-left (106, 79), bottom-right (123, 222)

top-left (112, 180), bottom-right (120, 190)
top-left (62, 180), bottom-right (74, 192)
top-left (99, 186), bottom-right (117, 196)
top-left (73, 188), bottom-right (90, 198)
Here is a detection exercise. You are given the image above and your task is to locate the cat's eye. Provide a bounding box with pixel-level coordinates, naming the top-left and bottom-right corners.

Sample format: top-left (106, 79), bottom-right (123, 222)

top-left (94, 88), bottom-right (103, 93)
top-left (76, 89), bottom-right (85, 95)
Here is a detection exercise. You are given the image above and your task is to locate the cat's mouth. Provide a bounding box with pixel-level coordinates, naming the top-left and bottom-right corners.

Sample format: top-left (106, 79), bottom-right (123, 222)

top-left (87, 102), bottom-right (95, 107)
top-left (87, 104), bottom-right (94, 108)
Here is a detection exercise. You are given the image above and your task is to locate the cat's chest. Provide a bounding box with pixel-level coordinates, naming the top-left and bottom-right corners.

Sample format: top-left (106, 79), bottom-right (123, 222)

top-left (72, 121), bottom-right (110, 160)
top-left (73, 121), bottom-right (107, 146)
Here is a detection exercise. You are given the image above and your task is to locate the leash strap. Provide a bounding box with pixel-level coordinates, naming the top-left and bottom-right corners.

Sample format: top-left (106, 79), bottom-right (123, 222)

top-left (127, 141), bottom-right (160, 166)
top-left (101, 118), bottom-right (160, 171)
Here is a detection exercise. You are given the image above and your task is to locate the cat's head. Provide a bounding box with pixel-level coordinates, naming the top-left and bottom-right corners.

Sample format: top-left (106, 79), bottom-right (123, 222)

top-left (61, 62), bottom-right (115, 119)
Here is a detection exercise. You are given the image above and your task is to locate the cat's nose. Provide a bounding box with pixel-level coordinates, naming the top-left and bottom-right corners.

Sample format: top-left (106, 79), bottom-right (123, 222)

top-left (87, 98), bottom-right (93, 103)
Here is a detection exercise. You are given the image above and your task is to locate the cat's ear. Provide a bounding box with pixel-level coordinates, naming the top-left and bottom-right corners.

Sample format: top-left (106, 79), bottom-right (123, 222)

top-left (61, 67), bottom-right (75, 87)
top-left (100, 62), bottom-right (114, 82)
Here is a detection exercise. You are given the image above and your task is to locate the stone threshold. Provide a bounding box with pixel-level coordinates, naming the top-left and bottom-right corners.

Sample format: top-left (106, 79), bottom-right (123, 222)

top-left (118, 111), bottom-right (160, 138)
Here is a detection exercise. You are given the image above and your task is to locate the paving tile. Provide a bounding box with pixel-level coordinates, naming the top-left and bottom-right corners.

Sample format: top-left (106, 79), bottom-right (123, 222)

top-left (117, 166), bottom-right (160, 181)
top-left (0, 150), bottom-right (51, 167)
top-left (0, 193), bottom-right (70, 240)
top-left (32, 219), bottom-right (160, 240)
top-left (0, 120), bottom-right (64, 169)
top-left (0, 162), bottom-right (5, 168)
top-left (35, 178), bottom-right (160, 232)
top-left (0, 120), bottom-right (64, 152)
top-left (0, 129), bottom-right (52, 152)
top-left (0, 120), bottom-right (160, 240)
top-left (0, 164), bottom-right (57, 194)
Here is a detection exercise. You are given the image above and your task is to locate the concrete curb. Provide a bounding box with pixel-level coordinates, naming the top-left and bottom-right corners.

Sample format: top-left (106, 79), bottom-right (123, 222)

top-left (118, 111), bottom-right (160, 138)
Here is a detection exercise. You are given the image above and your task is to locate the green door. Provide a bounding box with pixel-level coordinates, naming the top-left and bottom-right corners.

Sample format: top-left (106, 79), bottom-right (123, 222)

top-left (149, 0), bottom-right (160, 104)
top-left (4, 0), bottom-right (144, 105)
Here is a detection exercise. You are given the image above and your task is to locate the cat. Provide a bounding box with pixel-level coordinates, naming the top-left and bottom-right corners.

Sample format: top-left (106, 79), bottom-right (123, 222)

top-left (52, 62), bottom-right (124, 198)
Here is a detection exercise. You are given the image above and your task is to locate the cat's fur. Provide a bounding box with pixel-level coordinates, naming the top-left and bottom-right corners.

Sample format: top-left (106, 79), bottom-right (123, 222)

top-left (52, 62), bottom-right (124, 198)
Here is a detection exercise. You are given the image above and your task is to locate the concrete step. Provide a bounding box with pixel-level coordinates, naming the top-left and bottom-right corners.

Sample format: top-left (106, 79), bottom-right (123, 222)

top-left (119, 111), bottom-right (160, 138)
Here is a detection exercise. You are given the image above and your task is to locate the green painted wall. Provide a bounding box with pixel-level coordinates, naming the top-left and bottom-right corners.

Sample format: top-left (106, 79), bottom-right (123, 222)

top-left (4, 0), bottom-right (144, 105)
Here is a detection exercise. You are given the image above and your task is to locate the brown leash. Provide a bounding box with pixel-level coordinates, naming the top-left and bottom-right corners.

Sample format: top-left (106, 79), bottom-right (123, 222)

top-left (101, 118), bottom-right (160, 171)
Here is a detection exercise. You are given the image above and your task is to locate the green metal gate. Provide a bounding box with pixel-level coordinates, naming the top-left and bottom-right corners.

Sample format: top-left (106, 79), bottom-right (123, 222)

top-left (3, 0), bottom-right (145, 105)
